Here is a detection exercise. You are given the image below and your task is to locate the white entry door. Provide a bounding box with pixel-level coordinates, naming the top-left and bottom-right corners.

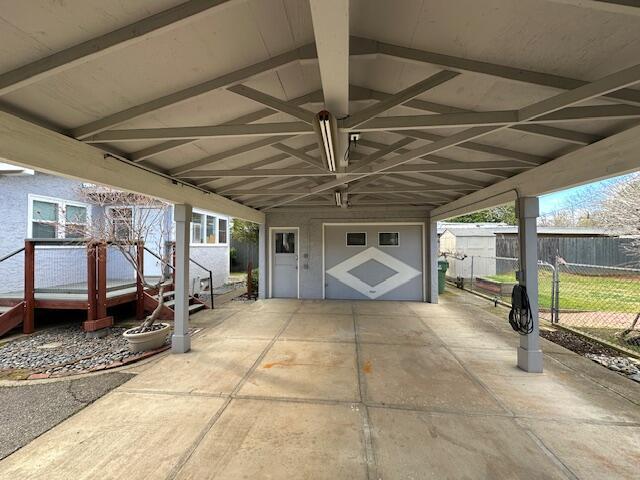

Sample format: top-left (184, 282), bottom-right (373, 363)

top-left (272, 229), bottom-right (298, 298)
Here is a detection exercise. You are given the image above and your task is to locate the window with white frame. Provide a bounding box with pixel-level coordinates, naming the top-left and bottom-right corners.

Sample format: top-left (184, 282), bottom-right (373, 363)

top-left (346, 232), bottom-right (367, 246)
top-left (29, 195), bottom-right (89, 239)
top-left (190, 210), bottom-right (228, 245)
top-left (107, 207), bottom-right (133, 241)
top-left (378, 232), bottom-right (399, 246)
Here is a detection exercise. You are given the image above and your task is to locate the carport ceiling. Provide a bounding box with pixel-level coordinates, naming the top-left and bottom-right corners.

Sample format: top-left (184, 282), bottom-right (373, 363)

top-left (1, 0), bottom-right (639, 212)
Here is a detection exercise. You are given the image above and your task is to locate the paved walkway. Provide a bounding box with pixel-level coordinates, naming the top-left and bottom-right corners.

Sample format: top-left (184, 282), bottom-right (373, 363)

top-left (0, 291), bottom-right (638, 479)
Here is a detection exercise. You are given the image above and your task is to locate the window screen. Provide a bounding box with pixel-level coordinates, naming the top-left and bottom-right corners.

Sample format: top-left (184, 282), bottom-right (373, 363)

top-left (191, 212), bottom-right (203, 243)
top-left (206, 215), bottom-right (217, 243)
top-left (32, 200), bottom-right (58, 238)
top-left (275, 232), bottom-right (295, 253)
top-left (346, 232), bottom-right (366, 246)
top-left (218, 218), bottom-right (228, 243)
top-left (65, 205), bottom-right (88, 238)
top-left (379, 232), bottom-right (399, 246)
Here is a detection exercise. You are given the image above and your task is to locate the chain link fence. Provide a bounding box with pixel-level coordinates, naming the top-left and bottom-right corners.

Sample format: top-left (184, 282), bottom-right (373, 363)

top-left (443, 254), bottom-right (640, 354)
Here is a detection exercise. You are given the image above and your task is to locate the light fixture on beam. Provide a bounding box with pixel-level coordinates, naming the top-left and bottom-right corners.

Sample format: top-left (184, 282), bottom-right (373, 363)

top-left (314, 110), bottom-right (337, 172)
top-left (334, 190), bottom-right (342, 206)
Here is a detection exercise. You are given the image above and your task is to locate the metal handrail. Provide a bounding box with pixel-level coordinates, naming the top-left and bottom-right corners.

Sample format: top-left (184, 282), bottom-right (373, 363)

top-left (143, 245), bottom-right (214, 308)
top-left (143, 246), bottom-right (174, 270)
top-left (0, 247), bottom-right (25, 264)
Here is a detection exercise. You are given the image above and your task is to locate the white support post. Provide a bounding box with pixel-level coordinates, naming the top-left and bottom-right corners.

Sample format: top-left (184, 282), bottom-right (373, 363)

top-left (258, 222), bottom-right (266, 299)
top-left (172, 204), bottom-right (192, 354)
top-left (517, 196), bottom-right (543, 372)
top-left (426, 217), bottom-right (438, 304)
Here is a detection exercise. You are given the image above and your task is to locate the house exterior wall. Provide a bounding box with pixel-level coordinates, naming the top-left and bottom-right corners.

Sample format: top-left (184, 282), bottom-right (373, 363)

top-left (0, 172), bottom-right (93, 294)
top-left (264, 209), bottom-right (429, 300)
top-left (189, 245), bottom-right (230, 290)
top-left (0, 172), bottom-right (230, 294)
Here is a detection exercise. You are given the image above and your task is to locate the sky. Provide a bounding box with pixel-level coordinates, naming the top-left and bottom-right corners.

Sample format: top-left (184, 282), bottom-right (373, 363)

top-left (538, 173), bottom-right (633, 215)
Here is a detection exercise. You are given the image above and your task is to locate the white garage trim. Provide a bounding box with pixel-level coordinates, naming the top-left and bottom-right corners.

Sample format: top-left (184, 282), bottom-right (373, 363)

top-left (268, 226), bottom-right (300, 299)
top-left (322, 222), bottom-right (426, 301)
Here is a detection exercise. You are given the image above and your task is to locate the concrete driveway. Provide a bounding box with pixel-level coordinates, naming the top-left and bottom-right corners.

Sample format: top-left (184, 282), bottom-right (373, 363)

top-left (0, 291), bottom-right (638, 479)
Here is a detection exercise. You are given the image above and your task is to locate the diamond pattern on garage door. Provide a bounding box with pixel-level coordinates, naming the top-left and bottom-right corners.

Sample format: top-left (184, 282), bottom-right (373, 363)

top-left (326, 247), bottom-right (421, 299)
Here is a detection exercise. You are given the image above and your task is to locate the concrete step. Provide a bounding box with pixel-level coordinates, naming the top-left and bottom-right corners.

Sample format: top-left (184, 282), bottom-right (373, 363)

top-left (163, 299), bottom-right (206, 314)
top-left (189, 303), bottom-right (206, 314)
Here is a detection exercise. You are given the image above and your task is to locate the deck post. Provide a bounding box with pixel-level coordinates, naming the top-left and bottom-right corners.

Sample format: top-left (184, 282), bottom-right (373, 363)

top-left (87, 242), bottom-right (97, 322)
top-left (84, 241), bottom-right (113, 332)
top-left (23, 240), bottom-right (35, 334)
top-left (97, 242), bottom-right (107, 319)
top-left (172, 204), bottom-right (192, 353)
top-left (517, 196), bottom-right (543, 373)
top-left (136, 241), bottom-right (145, 320)
top-left (426, 216), bottom-right (438, 304)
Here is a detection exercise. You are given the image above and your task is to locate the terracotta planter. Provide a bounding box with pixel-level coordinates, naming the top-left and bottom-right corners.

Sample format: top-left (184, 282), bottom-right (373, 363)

top-left (123, 323), bottom-right (171, 353)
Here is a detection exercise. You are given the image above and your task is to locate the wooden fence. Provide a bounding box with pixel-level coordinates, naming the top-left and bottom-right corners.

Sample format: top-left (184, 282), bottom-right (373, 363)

top-left (496, 235), bottom-right (639, 268)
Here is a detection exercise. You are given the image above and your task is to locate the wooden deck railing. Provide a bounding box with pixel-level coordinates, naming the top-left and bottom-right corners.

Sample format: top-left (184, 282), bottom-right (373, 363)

top-left (1, 238), bottom-right (213, 336)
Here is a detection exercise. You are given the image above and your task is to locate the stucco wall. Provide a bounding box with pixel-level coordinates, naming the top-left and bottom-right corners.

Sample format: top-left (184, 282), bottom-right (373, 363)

top-left (264, 208), bottom-right (429, 299)
top-left (0, 172), bottom-right (230, 293)
top-left (0, 172), bottom-right (92, 294)
top-left (189, 245), bottom-right (230, 289)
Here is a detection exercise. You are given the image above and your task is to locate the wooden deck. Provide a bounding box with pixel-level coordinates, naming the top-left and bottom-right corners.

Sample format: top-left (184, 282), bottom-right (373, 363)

top-left (0, 240), bottom-right (208, 336)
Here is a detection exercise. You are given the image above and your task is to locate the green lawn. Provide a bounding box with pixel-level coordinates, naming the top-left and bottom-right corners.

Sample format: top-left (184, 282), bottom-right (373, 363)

top-left (486, 271), bottom-right (640, 313)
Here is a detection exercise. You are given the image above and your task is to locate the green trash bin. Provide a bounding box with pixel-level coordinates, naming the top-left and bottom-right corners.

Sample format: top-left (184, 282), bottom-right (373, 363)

top-left (438, 260), bottom-right (449, 294)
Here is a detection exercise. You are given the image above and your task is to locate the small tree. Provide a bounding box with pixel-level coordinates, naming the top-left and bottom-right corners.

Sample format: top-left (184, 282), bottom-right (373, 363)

top-left (451, 204), bottom-right (516, 225)
top-left (75, 187), bottom-right (173, 332)
top-left (592, 174), bottom-right (640, 341)
top-left (594, 174), bottom-right (640, 255)
top-left (231, 219), bottom-right (259, 243)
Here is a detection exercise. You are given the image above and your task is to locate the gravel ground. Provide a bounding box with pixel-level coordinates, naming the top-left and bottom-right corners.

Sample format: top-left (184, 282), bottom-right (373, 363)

top-left (540, 329), bottom-right (621, 356)
top-left (541, 328), bottom-right (640, 382)
top-left (0, 324), bottom-right (169, 376)
top-left (0, 372), bottom-right (133, 460)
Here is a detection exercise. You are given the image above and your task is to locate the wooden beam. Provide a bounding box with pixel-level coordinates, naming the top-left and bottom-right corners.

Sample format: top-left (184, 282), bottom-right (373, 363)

top-left (131, 89), bottom-right (324, 162)
top-left (264, 62), bottom-right (640, 209)
top-left (344, 70), bottom-right (459, 128)
top-left (310, 0), bottom-right (349, 116)
top-left (364, 85), bottom-right (599, 145)
top-left (0, 110), bottom-right (264, 223)
top-left (222, 184), bottom-right (474, 195)
top-left (358, 36), bottom-right (640, 106)
top-left (351, 104), bottom-right (640, 132)
top-left (431, 122), bottom-right (640, 220)
top-left (271, 143), bottom-right (325, 169)
top-left (169, 135), bottom-right (295, 176)
top-left (82, 122), bottom-right (314, 143)
top-left (72, 41), bottom-right (316, 138)
top-left (355, 137), bottom-right (416, 170)
top-left (401, 130), bottom-right (549, 166)
top-left (357, 138), bottom-right (509, 181)
top-left (180, 161), bottom-right (527, 178)
top-left (191, 143), bottom-right (319, 186)
top-left (0, 0), bottom-right (237, 97)
top-left (310, 0), bottom-right (350, 171)
top-left (227, 85), bottom-right (315, 123)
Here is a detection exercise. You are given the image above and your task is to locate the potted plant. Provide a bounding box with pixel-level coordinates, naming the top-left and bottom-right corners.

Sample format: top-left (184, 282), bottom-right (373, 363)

top-left (78, 188), bottom-right (173, 352)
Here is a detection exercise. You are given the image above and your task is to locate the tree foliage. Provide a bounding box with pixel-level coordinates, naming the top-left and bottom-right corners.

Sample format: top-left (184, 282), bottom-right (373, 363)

top-left (450, 204), bottom-right (516, 225)
top-left (231, 219), bottom-right (259, 243)
top-left (593, 173), bottom-right (640, 256)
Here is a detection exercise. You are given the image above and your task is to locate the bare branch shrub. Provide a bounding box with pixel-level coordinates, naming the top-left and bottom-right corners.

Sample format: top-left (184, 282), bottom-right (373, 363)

top-left (72, 186), bottom-right (172, 332)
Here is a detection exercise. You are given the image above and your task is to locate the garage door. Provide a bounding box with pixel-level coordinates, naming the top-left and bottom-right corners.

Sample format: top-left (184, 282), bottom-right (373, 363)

top-left (324, 224), bottom-right (424, 301)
